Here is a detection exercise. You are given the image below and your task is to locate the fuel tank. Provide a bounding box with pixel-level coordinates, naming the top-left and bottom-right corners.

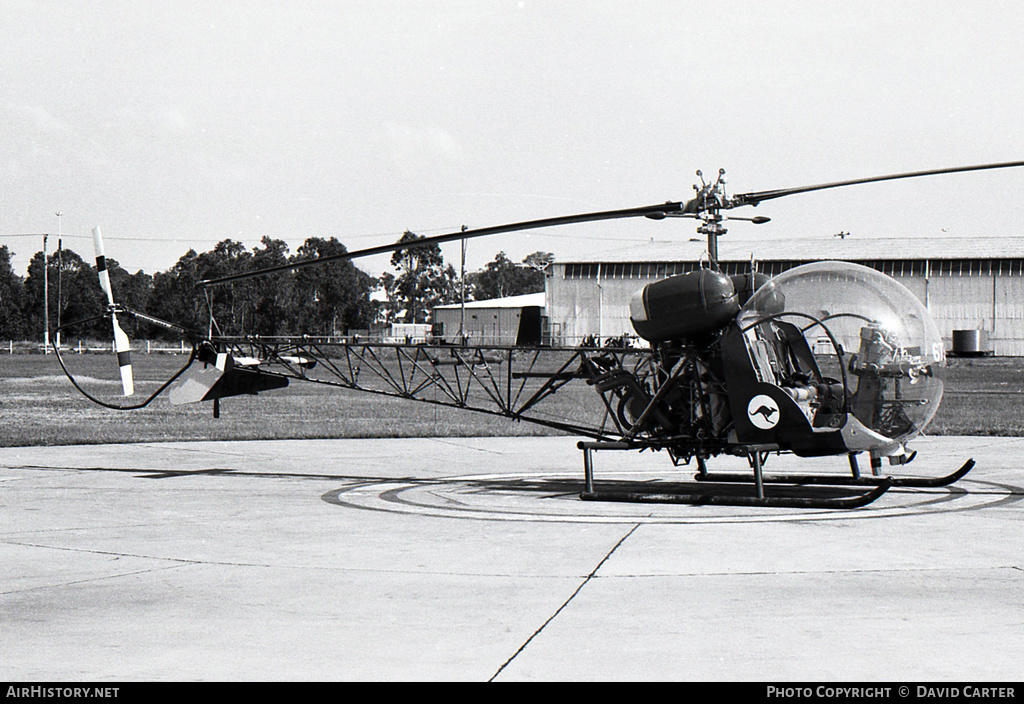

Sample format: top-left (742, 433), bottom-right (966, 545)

top-left (730, 272), bottom-right (771, 306)
top-left (629, 269), bottom-right (739, 343)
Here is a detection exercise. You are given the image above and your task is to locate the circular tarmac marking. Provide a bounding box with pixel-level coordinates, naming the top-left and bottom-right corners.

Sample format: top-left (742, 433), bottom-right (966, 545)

top-left (322, 470), bottom-right (1022, 524)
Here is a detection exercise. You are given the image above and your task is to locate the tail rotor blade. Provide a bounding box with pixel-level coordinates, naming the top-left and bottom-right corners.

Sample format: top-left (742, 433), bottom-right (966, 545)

top-left (92, 226), bottom-right (116, 306)
top-left (112, 315), bottom-right (134, 396)
top-left (92, 226), bottom-right (134, 396)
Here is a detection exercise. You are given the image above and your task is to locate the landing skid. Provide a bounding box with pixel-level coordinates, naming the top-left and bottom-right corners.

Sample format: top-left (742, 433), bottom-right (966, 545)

top-left (577, 441), bottom-right (892, 509)
top-left (580, 481), bottom-right (890, 509)
top-left (695, 458), bottom-right (976, 488)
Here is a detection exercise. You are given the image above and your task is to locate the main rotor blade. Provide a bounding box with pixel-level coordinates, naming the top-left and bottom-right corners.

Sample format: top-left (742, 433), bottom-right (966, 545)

top-left (198, 200), bottom-right (689, 287)
top-left (198, 159), bottom-right (1024, 287)
top-left (731, 160), bottom-right (1024, 208)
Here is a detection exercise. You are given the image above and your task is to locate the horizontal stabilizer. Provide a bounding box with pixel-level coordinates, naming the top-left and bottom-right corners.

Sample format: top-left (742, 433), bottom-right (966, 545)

top-left (169, 354), bottom-right (288, 405)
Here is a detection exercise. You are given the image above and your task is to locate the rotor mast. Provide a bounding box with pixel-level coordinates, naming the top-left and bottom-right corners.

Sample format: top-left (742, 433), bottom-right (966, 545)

top-left (662, 168), bottom-right (750, 265)
top-left (694, 169), bottom-right (728, 264)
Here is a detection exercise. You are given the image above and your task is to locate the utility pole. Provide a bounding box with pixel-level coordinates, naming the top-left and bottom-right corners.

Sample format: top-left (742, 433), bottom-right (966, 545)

top-left (459, 225), bottom-right (466, 344)
top-left (55, 212), bottom-right (62, 350)
top-left (43, 233), bottom-right (49, 353)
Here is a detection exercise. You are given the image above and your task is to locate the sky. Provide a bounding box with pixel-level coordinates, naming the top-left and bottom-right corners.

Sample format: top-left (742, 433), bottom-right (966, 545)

top-left (3, 0), bottom-right (1024, 280)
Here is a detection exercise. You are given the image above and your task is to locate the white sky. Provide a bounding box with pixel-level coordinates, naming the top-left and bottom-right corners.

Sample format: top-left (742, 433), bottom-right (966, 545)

top-left (3, 0), bottom-right (1024, 278)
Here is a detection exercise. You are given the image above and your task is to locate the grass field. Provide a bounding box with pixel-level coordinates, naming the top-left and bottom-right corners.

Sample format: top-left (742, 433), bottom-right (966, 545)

top-left (1, 351), bottom-right (1022, 447)
top-left (0, 352), bottom-right (565, 447)
top-left (929, 356), bottom-right (1024, 436)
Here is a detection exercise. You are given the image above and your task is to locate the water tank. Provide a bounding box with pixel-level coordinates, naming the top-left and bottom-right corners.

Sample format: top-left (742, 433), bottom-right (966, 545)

top-left (630, 269), bottom-right (739, 343)
top-left (951, 329), bottom-right (991, 357)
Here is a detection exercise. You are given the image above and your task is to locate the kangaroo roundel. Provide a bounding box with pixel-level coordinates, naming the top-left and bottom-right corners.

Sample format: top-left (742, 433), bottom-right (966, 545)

top-left (747, 394), bottom-right (780, 430)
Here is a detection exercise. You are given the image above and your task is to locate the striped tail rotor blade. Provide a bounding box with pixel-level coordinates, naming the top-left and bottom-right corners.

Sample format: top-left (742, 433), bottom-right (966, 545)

top-left (93, 227), bottom-right (134, 396)
top-left (92, 226), bottom-right (116, 306)
top-left (112, 314), bottom-right (134, 396)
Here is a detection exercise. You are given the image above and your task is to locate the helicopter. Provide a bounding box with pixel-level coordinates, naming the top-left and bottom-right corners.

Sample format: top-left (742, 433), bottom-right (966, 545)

top-left (54, 160), bottom-right (1024, 509)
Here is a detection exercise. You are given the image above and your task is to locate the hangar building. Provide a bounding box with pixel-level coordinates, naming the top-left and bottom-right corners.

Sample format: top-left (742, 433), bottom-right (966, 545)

top-left (544, 236), bottom-right (1024, 356)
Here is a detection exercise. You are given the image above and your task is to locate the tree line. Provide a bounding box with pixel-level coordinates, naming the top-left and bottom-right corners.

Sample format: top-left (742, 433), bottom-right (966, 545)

top-left (0, 235), bottom-right (552, 342)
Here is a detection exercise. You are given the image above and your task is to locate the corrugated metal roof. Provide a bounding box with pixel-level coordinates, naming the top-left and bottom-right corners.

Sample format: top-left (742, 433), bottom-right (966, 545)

top-left (554, 236), bottom-right (1024, 264)
top-left (434, 292), bottom-right (544, 310)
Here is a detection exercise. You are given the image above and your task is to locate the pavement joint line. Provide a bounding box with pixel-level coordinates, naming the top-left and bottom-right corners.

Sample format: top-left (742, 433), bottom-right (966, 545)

top-left (0, 539), bottom-right (580, 579)
top-left (0, 563), bottom-right (194, 597)
top-left (422, 437), bottom-right (509, 454)
top-left (488, 523), bottom-right (641, 682)
top-left (132, 442), bottom-right (287, 460)
top-left (2, 523), bottom-right (183, 537)
top-left (7, 537), bottom-right (1018, 579)
top-left (2, 540), bottom-right (206, 566)
top-left (591, 565), bottom-right (1024, 579)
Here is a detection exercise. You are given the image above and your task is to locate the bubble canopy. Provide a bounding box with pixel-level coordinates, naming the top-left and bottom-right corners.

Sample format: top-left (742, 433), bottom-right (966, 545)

top-left (740, 261), bottom-right (945, 446)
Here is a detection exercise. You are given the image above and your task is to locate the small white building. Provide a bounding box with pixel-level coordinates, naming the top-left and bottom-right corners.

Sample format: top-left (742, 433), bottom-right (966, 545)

top-left (432, 292), bottom-right (545, 346)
